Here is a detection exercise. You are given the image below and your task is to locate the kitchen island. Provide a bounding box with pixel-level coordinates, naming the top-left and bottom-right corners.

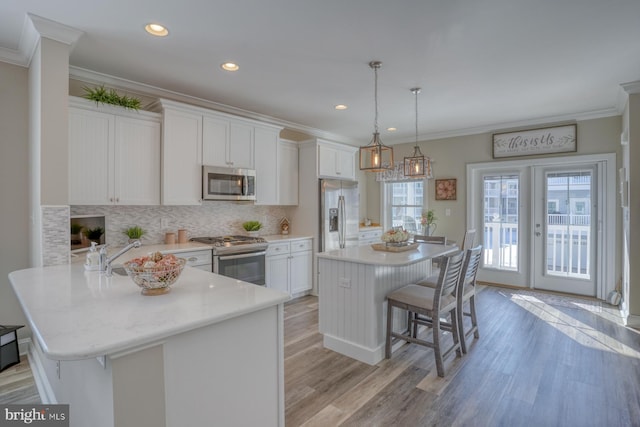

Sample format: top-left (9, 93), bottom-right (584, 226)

top-left (317, 243), bottom-right (457, 365)
top-left (9, 262), bottom-right (290, 427)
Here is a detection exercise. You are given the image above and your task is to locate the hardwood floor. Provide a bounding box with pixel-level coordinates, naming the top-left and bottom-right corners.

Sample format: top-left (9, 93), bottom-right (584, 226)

top-left (0, 355), bottom-right (40, 404)
top-left (3, 286), bottom-right (639, 426)
top-left (284, 287), bottom-right (640, 426)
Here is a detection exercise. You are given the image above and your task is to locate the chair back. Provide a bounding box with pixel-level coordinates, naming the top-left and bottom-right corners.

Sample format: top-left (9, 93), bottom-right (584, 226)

top-left (434, 251), bottom-right (465, 308)
top-left (414, 235), bottom-right (446, 245)
top-left (461, 229), bottom-right (476, 251)
top-left (459, 245), bottom-right (482, 291)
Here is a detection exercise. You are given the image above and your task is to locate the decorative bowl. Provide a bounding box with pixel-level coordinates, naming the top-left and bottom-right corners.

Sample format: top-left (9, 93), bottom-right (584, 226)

top-left (123, 254), bottom-right (186, 296)
top-left (381, 228), bottom-right (410, 244)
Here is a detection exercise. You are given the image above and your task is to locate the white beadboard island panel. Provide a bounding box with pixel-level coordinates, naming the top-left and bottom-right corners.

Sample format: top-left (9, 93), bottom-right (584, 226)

top-left (317, 243), bottom-right (458, 365)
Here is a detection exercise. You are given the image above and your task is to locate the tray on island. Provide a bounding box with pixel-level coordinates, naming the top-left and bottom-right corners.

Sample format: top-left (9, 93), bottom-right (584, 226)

top-left (371, 242), bottom-right (419, 252)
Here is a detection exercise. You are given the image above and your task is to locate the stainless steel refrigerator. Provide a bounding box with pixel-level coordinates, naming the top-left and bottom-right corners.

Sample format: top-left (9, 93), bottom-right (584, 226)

top-left (319, 179), bottom-right (359, 252)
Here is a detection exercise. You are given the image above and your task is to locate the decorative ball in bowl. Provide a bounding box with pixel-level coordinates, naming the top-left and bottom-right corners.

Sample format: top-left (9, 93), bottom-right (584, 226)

top-left (381, 228), bottom-right (411, 245)
top-left (123, 252), bottom-right (186, 296)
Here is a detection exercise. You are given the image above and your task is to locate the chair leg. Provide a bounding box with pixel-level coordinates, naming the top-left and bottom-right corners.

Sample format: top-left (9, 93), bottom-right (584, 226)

top-left (450, 308), bottom-right (462, 358)
top-left (385, 301), bottom-right (393, 359)
top-left (458, 298), bottom-right (467, 354)
top-left (432, 316), bottom-right (445, 377)
top-left (470, 295), bottom-right (479, 339)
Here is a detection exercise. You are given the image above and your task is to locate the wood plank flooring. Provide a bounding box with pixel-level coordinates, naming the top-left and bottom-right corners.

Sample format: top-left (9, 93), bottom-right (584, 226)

top-left (284, 286), bottom-right (640, 426)
top-left (0, 356), bottom-right (40, 404)
top-left (3, 286), bottom-right (639, 426)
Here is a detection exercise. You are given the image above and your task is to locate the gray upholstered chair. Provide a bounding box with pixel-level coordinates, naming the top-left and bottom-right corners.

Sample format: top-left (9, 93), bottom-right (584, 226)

top-left (461, 229), bottom-right (476, 251)
top-left (385, 250), bottom-right (465, 377)
top-left (457, 245), bottom-right (482, 354)
top-left (413, 234), bottom-right (446, 272)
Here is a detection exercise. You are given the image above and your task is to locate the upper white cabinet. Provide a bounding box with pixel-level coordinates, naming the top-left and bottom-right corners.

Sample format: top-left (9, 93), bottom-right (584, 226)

top-left (278, 140), bottom-right (298, 205)
top-left (254, 127), bottom-right (279, 205)
top-left (317, 139), bottom-right (357, 180)
top-left (161, 104), bottom-right (203, 205)
top-left (68, 97), bottom-right (161, 205)
top-left (202, 115), bottom-right (254, 169)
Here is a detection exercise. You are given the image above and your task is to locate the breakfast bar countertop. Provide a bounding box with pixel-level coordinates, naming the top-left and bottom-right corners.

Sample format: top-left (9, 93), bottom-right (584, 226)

top-left (316, 243), bottom-right (458, 266)
top-left (9, 263), bottom-right (289, 361)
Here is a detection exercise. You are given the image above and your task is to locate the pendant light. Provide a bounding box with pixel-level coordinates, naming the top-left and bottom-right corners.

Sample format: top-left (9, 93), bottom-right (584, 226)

top-left (359, 61), bottom-right (393, 172)
top-left (404, 87), bottom-right (432, 178)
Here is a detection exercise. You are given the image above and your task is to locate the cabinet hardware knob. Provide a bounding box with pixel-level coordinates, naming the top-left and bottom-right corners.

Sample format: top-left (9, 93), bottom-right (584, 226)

top-left (188, 257), bottom-right (197, 261)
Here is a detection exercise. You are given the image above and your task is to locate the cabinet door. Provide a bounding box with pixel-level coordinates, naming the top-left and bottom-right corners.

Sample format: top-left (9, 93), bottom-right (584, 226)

top-left (202, 115), bottom-right (229, 167)
top-left (266, 253), bottom-right (290, 294)
top-left (69, 107), bottom-right (113, 205)
top-left (162, 108), bottom-right (202, 205)
top-left (318, 143), bottom-right (338, 178)
top-left (114, 116), bottom-right (161, 205)
top-left (278, 141), bottom-right (298, 205)
top-left (228, 122), bottom-right (254, 168)
top-left (336, 147), bottom-right (356, 180)
top-left (290, 250), bottom-right (312, 294)
top-left (254, 127), bottom-right (279, 205)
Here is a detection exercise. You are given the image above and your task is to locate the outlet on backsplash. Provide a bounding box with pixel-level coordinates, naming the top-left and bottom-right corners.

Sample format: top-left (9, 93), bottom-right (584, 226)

top-left (160, 218), bottom-right (169, 229)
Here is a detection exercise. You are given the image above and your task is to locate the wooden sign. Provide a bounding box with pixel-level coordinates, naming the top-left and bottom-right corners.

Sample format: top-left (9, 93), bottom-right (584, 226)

top-left (492, 124), bottom-right (577, 158)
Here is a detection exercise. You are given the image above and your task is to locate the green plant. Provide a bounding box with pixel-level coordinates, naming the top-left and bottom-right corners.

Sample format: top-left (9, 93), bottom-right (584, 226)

top-left (124, 226), bottom-right (145, 239)
top-left (421, 209), bottom-right (437, 226)
top-left (82, 227), bottom-right (104, 240)
top-left (83, 85), bottom-right (141, 110)
top-left (242, 221), bottom-right (262, 231)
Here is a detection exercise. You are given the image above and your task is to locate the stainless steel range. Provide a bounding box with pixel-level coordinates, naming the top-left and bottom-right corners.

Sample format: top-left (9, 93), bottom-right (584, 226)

top-left (190, 235), bottom-right (268, 286)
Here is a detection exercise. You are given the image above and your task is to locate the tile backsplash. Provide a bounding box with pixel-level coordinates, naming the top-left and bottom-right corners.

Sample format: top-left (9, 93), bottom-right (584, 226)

top-left (70, 203), bottom-right (289, 247)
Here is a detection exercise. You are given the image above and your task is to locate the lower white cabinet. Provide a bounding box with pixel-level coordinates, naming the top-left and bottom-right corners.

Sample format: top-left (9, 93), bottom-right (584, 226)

top-left (359, 227), bottom-right (383, 245)
top-left (266, 239), bottom-right (312, 296)
top-left (169, 249), bottom-right (212, 272)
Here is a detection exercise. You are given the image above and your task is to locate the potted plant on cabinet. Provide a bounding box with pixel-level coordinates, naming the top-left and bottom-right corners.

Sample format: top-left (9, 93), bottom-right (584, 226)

top-left (83, 227), bottom-right (105, 244)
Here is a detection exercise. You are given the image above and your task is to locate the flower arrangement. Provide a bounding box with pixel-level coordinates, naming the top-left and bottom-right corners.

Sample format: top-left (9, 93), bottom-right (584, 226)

top-left (381, 228), bottom-right (410, 243)
top-left (421, 209), bottom-right (437, 227)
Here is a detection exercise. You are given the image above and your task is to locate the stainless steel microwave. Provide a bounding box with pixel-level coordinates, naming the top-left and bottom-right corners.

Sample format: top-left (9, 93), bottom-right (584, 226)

top-left (202, 166), bottom-right (256, 201)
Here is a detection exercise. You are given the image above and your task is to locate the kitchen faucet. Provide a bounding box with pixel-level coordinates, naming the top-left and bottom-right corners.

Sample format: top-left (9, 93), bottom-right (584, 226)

top-left (99, 240), bottom-right (142, 276)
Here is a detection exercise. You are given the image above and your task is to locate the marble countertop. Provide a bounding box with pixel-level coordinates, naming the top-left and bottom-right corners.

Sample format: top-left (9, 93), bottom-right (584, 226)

top-left (316, 243), bottom-right (458, 266)
top-left (9, 263), bottom-right (289, 361)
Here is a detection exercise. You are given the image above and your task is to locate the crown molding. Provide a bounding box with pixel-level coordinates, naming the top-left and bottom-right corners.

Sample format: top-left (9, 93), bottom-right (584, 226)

top-left (69, 66), bottom-right (358, 146)
top-left (0, 14), bottom-right (82, 67)
top-left (621, 80), bottom-right (640, 95)
top-left (27, 14), bottom-right (83, 48)
top-left (386, 106), bottom-right (621, 145)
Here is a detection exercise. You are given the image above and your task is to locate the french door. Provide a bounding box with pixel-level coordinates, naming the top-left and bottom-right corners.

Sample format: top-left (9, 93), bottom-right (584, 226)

top-left (532, 166), bottom-right (597, 296)
top-left (468, 154), bottom-right (615, 299)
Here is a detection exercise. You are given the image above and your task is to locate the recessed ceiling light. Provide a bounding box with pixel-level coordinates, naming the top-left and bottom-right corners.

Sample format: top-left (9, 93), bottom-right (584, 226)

top-left (144, 23), bottom-right (169, 37)
top-left (334, 104), bottom-right (348, 110)
top-left (387, 127), bottom-right (397, 132)
top-left (221, 62), bottom-right (240, 72)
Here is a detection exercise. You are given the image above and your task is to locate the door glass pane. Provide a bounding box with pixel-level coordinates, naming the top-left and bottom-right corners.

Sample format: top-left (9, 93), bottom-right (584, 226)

top-left (483, 175), bottom-right (519, 270)
top-left (545, 171), bottom-right (591, 279)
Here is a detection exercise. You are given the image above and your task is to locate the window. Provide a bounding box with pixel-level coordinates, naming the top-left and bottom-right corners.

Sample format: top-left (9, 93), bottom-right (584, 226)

top-left (483, 174), bottom-right (519, 270)
top-left (383, 180), bottom-right (424, 233)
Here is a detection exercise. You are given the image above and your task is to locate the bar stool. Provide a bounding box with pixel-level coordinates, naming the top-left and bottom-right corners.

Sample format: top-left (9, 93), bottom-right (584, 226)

top-left (457, 245), bottom-right (482, 354)
top-left (385, 251), bottom-right (464, 377)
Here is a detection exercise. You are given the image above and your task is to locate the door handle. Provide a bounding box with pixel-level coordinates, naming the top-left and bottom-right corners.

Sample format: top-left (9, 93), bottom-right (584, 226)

top-left (535, 232), bottom-right (541, 237)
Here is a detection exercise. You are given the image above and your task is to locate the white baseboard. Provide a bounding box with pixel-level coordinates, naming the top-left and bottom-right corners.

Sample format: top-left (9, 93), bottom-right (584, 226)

top-left (25, 339), bottom-right (57, 404)
top-left (18, 338), bottom-right (30, 355)
top-left (626, 314), bottom-right (640, 329)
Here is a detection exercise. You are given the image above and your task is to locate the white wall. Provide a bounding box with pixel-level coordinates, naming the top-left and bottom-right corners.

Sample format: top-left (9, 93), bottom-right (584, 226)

top-left (0, 61), bottom-right (31, 337)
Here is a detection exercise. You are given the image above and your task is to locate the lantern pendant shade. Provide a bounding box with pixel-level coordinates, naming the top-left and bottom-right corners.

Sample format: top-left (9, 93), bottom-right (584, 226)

top-left (360, 132), bottom-right (394, 172)
top-left (404, 146), bottom-right (426, 177)
top-left (360, 60), bottom-right (393, 172)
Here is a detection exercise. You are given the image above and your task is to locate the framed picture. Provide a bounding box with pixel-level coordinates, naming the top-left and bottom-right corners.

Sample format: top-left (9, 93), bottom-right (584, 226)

top-left (492, 124), bottom-right (577, 158)
top-left (435, 178), bottom-right (457, 201)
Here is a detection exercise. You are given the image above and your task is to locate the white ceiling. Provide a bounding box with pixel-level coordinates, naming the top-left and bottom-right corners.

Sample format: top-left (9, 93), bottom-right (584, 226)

top-left (1, 0), bottom-right (639, 144)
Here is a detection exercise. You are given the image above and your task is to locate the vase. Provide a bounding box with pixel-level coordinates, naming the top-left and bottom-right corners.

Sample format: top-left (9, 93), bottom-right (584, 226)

top-left (423, 224), bottom-right (437, 236)
top-left (247, 230), bottom-right (260, 237)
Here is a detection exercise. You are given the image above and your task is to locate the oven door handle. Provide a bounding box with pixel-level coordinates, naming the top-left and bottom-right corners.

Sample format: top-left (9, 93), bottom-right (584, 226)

top-left (218, 251), bottom-right (266, 261)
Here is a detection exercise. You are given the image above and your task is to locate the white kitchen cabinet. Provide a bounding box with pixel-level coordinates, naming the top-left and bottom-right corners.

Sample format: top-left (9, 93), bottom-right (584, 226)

top-left (68, 99), bottom-right (161, 205)
top-left (202, 115), bottom-right (254, 169)
top-left (254, 127), bottom-right (280, 205)
top-left (359, 227), bottom-right (383, 245)
top-left (166, 249), bottom-right (212, 272)
top-left (317, 140), bottom-right (357, 180)
top-left (161, 104), bottom-right (203, 205)
top-left (265, 238), bottom-right (312, 296)
top-left (278, 140), bottom-right (298, 205)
